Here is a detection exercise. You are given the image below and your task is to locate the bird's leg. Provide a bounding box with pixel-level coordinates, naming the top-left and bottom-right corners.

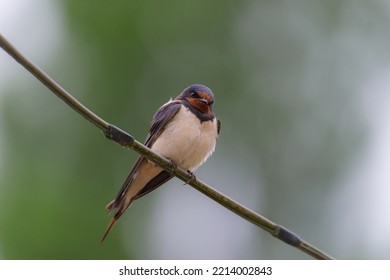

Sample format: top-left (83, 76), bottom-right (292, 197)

top-left (167, 158), bottom-right (178, 175)
top-left (185, 170), bottom-right (196, 185)
top-left (166, 158), bottom-right (196, 184)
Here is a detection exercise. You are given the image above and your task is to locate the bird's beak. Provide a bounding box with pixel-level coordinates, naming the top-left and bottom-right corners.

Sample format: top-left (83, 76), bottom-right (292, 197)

top-left (199, 98), bottom-right (209, 105)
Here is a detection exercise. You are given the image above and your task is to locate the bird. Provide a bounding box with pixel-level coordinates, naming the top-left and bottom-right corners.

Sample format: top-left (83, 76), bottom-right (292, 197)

top-left (101, 84), bottom-right (221, 243)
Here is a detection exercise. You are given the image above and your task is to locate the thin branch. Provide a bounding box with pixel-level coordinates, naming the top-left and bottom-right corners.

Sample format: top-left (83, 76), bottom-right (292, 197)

top-left (0, 33), bottom-right (334, 260)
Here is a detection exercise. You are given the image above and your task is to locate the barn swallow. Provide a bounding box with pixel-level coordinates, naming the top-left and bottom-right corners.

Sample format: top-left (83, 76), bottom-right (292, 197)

top-left (101, 84), bottom-right (221, 243)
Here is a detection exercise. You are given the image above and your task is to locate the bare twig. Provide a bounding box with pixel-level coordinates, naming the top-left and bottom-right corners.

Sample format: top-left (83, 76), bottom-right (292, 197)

top-left (0, 33), bottom-right (334, 260)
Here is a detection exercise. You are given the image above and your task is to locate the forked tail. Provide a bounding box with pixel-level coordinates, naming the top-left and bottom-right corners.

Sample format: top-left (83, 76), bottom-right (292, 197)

top-left (100, 199), bottom-right (132, 244)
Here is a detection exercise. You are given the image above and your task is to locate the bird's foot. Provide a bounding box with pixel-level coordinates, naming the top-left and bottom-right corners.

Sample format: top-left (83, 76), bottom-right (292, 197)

top-left (168, 158), bottom-right (178, 175)
top-left (185, 170), bottom-right (196, 184)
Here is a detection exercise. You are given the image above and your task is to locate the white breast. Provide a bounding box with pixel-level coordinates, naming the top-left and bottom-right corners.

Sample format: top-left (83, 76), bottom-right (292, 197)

top-left (150, 105), bottom-right (218, 171)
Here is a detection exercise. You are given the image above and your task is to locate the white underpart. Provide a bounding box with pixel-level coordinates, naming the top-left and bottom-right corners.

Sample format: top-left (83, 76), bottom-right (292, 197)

top-left (151, 105), bottom-right (218, 171)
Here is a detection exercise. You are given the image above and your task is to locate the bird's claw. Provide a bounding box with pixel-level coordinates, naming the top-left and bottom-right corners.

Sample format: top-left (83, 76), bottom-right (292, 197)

top-left (168, 158), bottom-right (178, 175)
top-left (185, 170), bottom-right (196, 184)
top-left (167, 158), bottom-right (195, 184)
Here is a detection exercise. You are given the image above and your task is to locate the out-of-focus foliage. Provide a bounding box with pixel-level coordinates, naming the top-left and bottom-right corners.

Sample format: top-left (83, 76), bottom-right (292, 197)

top-left (1, 0), bottom-right (390, 259)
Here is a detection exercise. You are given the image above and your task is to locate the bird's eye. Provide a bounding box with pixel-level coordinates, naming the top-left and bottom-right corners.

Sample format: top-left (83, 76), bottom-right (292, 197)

top-left (191, 91), bottom-right (200, 98)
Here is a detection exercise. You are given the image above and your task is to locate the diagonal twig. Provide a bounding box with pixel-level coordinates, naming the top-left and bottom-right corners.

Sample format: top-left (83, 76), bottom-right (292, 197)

top-left (0, 33), bottom-right (334, 260)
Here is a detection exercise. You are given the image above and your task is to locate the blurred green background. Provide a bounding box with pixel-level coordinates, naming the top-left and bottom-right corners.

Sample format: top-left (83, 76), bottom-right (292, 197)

top-left (1, 0), bottom-right (390, 259)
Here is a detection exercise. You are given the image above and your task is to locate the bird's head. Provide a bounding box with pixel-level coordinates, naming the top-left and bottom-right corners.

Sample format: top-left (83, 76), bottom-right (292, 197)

top-left (178, 84), bottom-right (215, 114)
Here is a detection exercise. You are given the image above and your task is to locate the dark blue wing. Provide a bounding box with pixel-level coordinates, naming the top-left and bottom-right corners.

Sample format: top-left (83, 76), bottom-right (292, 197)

top-left (144, 100), bottom-right (182, 147)
top-left (107, 100), bottom-right (182, 210)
